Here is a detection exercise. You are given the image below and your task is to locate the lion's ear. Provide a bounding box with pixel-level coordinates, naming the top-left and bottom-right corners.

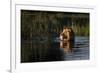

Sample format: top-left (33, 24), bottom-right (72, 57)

top-left (68, 29), bottom-right (71, 32)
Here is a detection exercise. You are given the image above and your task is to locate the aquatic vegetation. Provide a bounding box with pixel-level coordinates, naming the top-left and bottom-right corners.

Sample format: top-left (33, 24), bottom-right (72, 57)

top-left (21, 10), bottom-right (89, 62)
top-left (21, 10), bottom-right (89, 40)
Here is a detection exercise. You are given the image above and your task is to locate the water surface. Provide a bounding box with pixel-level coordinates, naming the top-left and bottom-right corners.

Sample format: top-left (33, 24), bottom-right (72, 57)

top-left (21, 36), bottom-right (89, 63)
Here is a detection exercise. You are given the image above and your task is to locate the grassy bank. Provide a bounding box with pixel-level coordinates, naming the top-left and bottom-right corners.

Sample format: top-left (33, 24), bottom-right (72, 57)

top-left (21, 10), bottom-right (89, 40)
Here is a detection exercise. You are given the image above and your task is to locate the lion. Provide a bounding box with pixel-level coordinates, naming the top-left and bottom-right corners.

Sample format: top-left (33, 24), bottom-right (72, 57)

top-left (60, 26), bottom-right (74, 41)
top-left (60, 26), bottom-right (75, 53)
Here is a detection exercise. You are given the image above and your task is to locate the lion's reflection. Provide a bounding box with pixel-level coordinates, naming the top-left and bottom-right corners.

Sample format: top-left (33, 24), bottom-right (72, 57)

top-left (60, 40), bottom-right (74, 53)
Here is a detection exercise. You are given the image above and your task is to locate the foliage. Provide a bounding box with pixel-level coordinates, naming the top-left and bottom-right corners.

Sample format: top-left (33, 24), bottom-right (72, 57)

top-left (21, 10), bottom-right (89, 40)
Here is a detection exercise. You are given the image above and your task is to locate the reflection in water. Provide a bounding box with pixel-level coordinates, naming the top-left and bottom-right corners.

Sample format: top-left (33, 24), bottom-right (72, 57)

top-left (21, 40), bottom-right (64, 63)
top-left (21, 37), bottom-right (89, 63)
top-left (60, 40), bottom-right (74, 53)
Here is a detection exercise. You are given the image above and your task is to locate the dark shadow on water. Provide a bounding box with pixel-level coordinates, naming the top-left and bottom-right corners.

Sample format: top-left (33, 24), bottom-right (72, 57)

top-left (21, 37), bottom-right (89, 63)
top-left (21, 40), bottom-right (64, 63)
top-left (73, 49), bottom-right (82, 52)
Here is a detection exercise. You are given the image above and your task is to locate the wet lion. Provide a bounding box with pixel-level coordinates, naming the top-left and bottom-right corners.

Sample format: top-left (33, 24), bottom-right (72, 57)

top-left (60, 26), bottom-right (75, 53)
top-left (60, 27), bottom-right (74, 41)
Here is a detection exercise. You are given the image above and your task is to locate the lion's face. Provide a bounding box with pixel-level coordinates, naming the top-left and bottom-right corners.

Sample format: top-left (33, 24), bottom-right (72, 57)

top-left (61, 27), bottom-right (74, 40)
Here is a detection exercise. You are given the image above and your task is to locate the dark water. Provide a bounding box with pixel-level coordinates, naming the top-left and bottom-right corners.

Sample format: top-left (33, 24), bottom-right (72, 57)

top-left (21, 36), bottom-right (89, 63)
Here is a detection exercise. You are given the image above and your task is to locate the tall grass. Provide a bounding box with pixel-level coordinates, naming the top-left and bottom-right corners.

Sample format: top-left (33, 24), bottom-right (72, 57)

top-left (71, 24), bottom-right (89, 36)
top-left (21, 10), bottom-right (89, 40)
